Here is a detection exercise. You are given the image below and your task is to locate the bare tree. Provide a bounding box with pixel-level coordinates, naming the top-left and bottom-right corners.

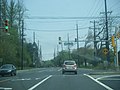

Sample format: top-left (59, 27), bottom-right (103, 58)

top-left (85, 30), bottom-right (94, 48)
top-left (7, 0), bottom-right (18, 28)
top-left (0, 0), bottom-right (7, 26)
top-left (16, 0), bottom-right (26, 34)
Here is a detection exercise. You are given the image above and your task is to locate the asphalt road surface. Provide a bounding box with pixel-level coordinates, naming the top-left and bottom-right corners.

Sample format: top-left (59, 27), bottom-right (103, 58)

top-left (0, 68), bottom-right (120, 90)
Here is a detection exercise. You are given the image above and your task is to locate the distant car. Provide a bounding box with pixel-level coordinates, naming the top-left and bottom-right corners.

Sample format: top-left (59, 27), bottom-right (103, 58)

top-left (62, 60), bottom-right (77, 74)
top-left (0, 64), bottom-right (17, 77)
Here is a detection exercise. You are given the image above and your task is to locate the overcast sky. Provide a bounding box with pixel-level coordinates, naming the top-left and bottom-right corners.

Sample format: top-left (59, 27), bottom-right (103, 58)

top-left (24, 0), bottom-right (120, 60)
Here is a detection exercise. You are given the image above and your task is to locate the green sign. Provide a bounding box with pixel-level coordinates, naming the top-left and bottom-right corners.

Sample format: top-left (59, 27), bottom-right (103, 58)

top-left (64, 42), bottom-right (73, 46)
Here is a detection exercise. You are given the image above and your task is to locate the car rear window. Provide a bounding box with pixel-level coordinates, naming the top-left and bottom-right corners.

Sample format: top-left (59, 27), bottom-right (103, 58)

top-left (64, 61), bottom-right (75, 65)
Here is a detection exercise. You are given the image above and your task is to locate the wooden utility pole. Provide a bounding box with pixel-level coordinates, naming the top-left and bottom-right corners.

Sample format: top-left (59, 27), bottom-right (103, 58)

top-left (76, 23), bottom-right (80, 66)
top-left (0, 0), bottom-right (2, 27)
top-left (104, 0), bottom-right (110, 63)
top-left (21, 20), bottom-right (24, 70)
top-left (67, 34), bottom-right (70, 59)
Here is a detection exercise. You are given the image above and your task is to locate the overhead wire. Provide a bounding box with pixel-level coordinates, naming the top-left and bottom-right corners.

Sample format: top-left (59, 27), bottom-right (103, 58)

top-left (89, 0), bottom-right (101, 17)
top-left (95, 0), bottom-right (104, 15)
top-left (109, 0), bottom-right (120, 24)
top-left (79, 0), bottom-right (98, 27)
top-left (86, 0), bottom-right (97, 17)
top-left (25, 27), bottom-right (90, 32)
top-left (25, 19), bottom-right (84, 23)
top-left (108, 0), bottom-right (120, 10)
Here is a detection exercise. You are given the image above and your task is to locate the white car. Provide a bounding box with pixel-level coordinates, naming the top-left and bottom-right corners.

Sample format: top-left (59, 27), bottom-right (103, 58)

top-left (62, 60), bottom-right (77, 74)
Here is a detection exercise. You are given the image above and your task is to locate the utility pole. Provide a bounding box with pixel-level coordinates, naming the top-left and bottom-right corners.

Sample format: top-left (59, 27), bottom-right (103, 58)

top-left (54, 48), bottom-right (56, 60)
top-left (0, 0), bottom-right (2, 43)
top-left (90, 20), bottom-right (99, 60)
top-left (76, 23), bottom-right (80, 66)
top-left (67, 34), bottom-right (70, 59)
top-left (40, 45), bottom-right (42, 61)
top-left (76, 23), bottom-right (79, 51)
top-left (104, 0), bottom-right (110, 63)
top-left (37, 40), bottom-right (41, 66)
top-left (33, 32), bottom-right (36, 66)
top-left (0, 0), bottom-right (2, 27)
top-left (93, 20), bottom-right (96, 60)
top-left (21, 20), bottom-right (24, 70)
top-left (57, 45), bottom-right (59, 56)
top-left (33, 32), bottom-right (35, 43)
top-left (38, 40), bottom-right (39, 54)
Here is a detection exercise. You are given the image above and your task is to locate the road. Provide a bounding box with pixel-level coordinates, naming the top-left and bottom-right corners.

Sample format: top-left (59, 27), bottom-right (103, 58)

top-left (0, 68), bottom-right (120, 90)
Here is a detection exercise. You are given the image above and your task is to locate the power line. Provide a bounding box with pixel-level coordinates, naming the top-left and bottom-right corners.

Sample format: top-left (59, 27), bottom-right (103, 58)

top-left (89, 0), bottom-right (101, 17)
top-left (26, 16), bottom-right (99, 19)
top-left (95, 1), bottom-right (104, 15)
top-left (25, 20), bottom-right (84, 23)
top-left (86, 0), bottom-right (97, 17)
top-left (25, 16), bottom-right (120, 20)
top-left (109, 0), bottom-right (120, 10)
top-left (25, 27), bottom-right (90, 32)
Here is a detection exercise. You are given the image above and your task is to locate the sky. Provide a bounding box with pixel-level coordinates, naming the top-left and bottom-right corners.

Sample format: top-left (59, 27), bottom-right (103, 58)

top-left (24, 0), bottom-right (120, 60)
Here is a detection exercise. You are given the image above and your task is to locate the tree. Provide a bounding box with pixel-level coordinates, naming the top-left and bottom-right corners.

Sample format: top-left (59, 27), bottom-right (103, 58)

top-left (0, 0), bottom-right (33, 68)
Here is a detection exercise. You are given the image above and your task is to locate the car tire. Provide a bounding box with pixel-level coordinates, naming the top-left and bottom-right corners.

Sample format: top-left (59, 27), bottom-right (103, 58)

top-left (14, 73), bottom-right (16, 76)
top-left (75, 71), bottom-right (77, 74)
top-left (62, 71), bottom-right (64, 74)
top-left (11, 72), bottom-right (14, 76)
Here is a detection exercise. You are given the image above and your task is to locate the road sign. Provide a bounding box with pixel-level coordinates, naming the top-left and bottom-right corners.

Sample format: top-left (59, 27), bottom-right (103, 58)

top-left (103, 48), bottom-right (108, 55)
top-left (64, 42), bottom-right (73, 46)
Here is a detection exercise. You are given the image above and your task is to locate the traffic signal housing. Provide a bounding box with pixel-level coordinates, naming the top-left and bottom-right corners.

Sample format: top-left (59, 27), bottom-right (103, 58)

top-left (4, 20), bottom-right (9, 32)
top-left (59, 37), bottom-right (61, 41)
top-left (58, 37), bottom-right (61, 44)
top-left (75, 38), bottom-right (77, 42)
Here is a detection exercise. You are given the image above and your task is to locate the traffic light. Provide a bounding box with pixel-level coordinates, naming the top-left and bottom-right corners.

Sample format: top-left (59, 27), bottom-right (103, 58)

top-left (4, 20), bottom-right (9, 32)
top-left (59, 37), bottom-right (61, 41)
top-left (111, 36), bottom-right (116, 47)
top-left (75, 38), bottom-right (77, 42)
top-left (58, 37), bottom-right (61, 44)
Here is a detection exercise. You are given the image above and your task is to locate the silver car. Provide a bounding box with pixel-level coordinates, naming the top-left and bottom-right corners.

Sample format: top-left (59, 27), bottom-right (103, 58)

top-left (62, 60), bottom-right (77, 74)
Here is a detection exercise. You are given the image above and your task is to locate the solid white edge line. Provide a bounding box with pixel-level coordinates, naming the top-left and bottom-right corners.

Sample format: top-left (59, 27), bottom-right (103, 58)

top-left (84, 74), bottom-right (113, 90)
top-left (28, 75), bottom-right (52, 90)
top-left (0, 87), bottom-right (12, 90)
top-left (96, 75), bottom-right (120, 80)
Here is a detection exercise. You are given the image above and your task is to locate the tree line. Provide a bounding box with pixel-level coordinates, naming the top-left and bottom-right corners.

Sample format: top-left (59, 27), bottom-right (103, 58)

top-left (0, 0), bottom-right (39, 68)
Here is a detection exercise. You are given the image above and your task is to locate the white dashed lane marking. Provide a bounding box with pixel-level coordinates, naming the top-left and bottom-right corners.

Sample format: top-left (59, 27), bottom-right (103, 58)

top-left (28, 75), bottom-right (52, 90)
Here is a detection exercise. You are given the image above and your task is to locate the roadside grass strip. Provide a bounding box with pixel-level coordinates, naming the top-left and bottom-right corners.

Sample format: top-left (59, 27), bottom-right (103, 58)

top-left (28, 75), bottom-right (52, 90)
top-left (84, 74), bottom-right (113, 90)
